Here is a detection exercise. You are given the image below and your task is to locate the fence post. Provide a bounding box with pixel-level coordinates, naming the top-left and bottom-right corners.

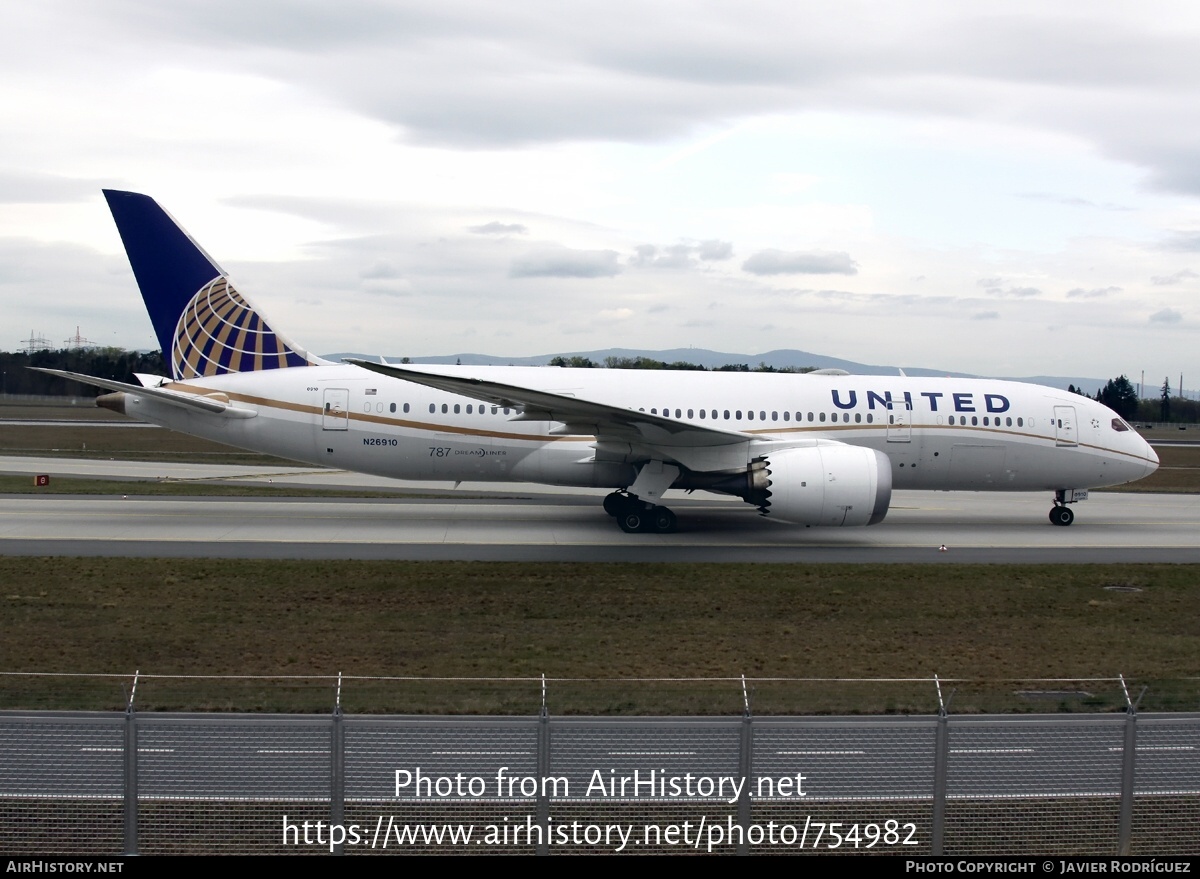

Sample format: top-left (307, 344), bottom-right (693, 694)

top-left (1118, 676), bottom-right (1145, 856)
top-left (931, 675), bottom-right (951, 856)
top-left (331, 673), bottom-right (345, 856)
top-left (122, 670), bottom-right (139, 856)
top-left (737, 675), bottom-right (752, 856)
top-left (536, 674), bottom-right (550, 856)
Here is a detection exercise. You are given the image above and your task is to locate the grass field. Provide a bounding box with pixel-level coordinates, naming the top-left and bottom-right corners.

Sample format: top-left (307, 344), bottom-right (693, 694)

top-left (2, 559), bottom-right (1197, 715)
top-left (0, 422), bottom-right (293, 467)
top-left (0, 475), bottom-right (436, 498)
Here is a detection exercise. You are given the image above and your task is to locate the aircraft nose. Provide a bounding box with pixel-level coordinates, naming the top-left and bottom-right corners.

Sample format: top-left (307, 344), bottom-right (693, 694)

top-left (1144, 439), bottom-right (1159, 475)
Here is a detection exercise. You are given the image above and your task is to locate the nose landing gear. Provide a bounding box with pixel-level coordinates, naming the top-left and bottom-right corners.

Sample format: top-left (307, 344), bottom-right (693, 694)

top-left (1049, 505), bottom-right (1074, 526)
top-left (1049, 488), bottom-right (1086, 526)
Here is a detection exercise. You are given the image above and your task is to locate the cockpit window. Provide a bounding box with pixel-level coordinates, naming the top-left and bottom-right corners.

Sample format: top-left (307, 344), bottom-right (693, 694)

top-left (1111, 418), bottom-right (1130, 432)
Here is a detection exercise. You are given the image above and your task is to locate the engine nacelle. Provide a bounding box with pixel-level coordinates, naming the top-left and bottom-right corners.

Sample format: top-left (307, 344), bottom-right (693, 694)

top-left (758, 444), bottom-right (892, 526)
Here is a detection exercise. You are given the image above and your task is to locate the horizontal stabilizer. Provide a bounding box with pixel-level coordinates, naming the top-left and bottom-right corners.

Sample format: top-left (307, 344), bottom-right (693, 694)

top-left (30, 368), bottom-right (256, 418)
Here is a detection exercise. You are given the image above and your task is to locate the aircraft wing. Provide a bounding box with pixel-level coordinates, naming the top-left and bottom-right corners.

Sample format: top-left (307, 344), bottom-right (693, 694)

top-left (347, 359), bottom-right (752, 449)
top-left (30, 368), bottom-right (255, 418)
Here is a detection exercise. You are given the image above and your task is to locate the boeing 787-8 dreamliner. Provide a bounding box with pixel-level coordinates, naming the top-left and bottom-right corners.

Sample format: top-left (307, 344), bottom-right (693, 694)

top-left (40, 191), bottom-right (1159, 534)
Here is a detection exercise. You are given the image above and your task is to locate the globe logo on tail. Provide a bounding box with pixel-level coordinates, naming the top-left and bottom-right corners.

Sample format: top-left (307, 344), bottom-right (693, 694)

top-left (171, 277), bottom-right (312, 379)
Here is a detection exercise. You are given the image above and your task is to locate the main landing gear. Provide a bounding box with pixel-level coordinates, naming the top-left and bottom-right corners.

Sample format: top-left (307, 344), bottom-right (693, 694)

top-left (603, 491), bottom-right (678, 534)
top-left (1048, 488), bottom-right (1085, 526)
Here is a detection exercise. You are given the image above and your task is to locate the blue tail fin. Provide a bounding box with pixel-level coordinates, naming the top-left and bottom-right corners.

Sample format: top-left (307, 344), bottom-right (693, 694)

top-left (103, 190), bottom-right (315, 380)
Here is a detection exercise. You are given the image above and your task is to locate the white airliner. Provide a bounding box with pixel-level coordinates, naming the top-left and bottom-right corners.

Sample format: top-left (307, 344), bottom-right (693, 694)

top-left (41, 190), bottom-right (1159, 532)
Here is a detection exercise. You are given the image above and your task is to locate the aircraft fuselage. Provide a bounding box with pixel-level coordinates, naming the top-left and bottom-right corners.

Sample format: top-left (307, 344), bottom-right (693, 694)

top-left (117, 364), bottom-right (1158, 495)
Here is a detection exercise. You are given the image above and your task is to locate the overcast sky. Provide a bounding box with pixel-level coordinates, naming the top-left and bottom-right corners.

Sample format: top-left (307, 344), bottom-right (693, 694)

top-left (2, 1), bottom-right (1198, 388)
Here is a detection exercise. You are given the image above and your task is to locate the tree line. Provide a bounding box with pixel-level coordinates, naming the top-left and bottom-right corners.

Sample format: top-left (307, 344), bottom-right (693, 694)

top-left (0, 348), bottom-right (166, 396)
top-left (1068, 375), bottom-right (1198, 424)
top-left (549, 355), bottom-right (817, 373)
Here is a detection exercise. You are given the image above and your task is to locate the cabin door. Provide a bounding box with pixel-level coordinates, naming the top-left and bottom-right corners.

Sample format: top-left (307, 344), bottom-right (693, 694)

top-left (1053, 405), bottom-right (1078, 447)
top-left (886, 399), bottom-right (912, 442)
top-left (322, 388), bottom-right (350, 430)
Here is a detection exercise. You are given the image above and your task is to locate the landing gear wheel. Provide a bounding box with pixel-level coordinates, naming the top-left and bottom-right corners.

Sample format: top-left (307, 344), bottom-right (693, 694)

top-left (1049, 506), bottom-right (1075, 526)
top-left (618, 510), bottom-right (649, 533)
top-left (603, 492), bottom-right (631, 517)
top-left (650, 506), bottom-right (677, 534)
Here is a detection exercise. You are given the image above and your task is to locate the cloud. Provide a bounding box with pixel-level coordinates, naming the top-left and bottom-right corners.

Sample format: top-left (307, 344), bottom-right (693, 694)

top-left (0, 172), bottom-right (108, 204)
top-left (983, 286), bottom-right (1041, 298)
top-left (741, 249), bottom-right (857, 276)
top-left (971, 311), bottom-right (1000, 320)
top-left (1150, 269), bottom-right (1199, 285)
top-left (697, 239), bottom-right (733, 261)
top-left (468, 221), bottom-right (527, 235)
top-left (359, 261), bottom-right (401, 279)
top-left (509, 247), bottom-right (621, 278)
top-left (1160, 233), bottom-right (1200, 252)
top-left (1065, 286), bottom-right (1120, 298)
top-left (1149, 308), bottom-right (1183, 324)
top-left (630, 240), bottom-right (734, 268)
top-left (630, 243), bottom-right (697, 269)
top-left (37, 3), bottom-right (1200, 202)
top-left (1016, 192), bottom-right (1133, 211)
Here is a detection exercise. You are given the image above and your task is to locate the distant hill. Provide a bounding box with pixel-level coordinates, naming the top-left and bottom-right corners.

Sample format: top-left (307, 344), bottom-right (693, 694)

top-left (321, 347), bottom-right (1115, 395)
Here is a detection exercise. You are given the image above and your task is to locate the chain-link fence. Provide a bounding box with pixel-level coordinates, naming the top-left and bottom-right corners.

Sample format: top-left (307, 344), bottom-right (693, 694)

top-left (1, 673), bottom-right (1197, 855)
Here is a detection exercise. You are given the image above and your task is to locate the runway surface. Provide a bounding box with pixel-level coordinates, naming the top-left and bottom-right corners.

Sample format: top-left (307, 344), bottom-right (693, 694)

top-left (2, 456), bottom-right (1197, 562)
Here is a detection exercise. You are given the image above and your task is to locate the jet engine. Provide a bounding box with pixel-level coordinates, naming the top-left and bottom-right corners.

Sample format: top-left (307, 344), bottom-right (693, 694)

top-left (755, 444), bottom-right (892, 526)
